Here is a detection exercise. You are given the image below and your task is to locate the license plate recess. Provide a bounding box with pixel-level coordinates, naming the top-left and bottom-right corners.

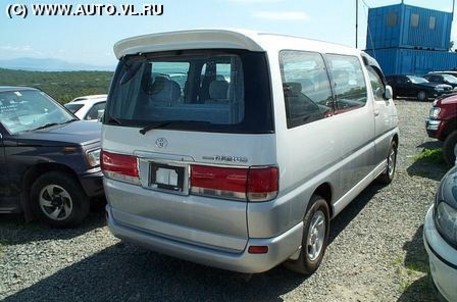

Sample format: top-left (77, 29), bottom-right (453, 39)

top-left (150, 163), bottom-right (185, 193)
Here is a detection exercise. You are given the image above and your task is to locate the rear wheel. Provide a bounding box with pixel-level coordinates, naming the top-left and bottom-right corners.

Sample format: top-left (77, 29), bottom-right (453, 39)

top-left (30, 171), bottom-right (90, 228)
top-left (443, 131), bottom-right (457, 166)
top-left (284, 195), bottom-right (330, 275)
top-left (417, 91), bottom-right (427, 102)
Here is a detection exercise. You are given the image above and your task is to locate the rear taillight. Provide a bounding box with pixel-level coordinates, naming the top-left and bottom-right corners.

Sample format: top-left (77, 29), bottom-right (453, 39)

top-left (191, 165), bottom-right (278, 202)
top-left (247, 167), bottom-right (279, 201)
top-left (101, 150), bottom-right (140, 185)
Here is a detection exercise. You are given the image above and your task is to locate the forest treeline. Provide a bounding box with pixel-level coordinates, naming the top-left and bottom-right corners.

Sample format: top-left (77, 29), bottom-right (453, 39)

top-left (0, 68), bottom-right (114, 103)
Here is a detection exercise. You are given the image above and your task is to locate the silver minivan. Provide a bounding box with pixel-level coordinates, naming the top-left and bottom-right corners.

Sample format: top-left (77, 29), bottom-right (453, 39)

top-left (102, 29), bottom-right (399, 275)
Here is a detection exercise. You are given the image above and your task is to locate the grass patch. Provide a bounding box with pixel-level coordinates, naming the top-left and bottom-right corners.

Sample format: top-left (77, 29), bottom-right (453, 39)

top-left (413, 148), bottom-right (444, 164)
top-left (392, 255), bottom-right (431, 292)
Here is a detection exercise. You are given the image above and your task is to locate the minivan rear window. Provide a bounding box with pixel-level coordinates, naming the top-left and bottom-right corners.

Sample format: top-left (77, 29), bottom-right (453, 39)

top-left (106, 49), bottom-right (274, 134)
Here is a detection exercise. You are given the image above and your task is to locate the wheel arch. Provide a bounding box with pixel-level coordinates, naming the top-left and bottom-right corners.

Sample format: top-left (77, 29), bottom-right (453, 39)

top-left (442, 119), bottom-right (457, 139)
top-left (22, 163), bottom-right (81, 218)
top-left (392, 134), bottom-right (399, 150)
top-left (313, 183), bottom-right (333, 218)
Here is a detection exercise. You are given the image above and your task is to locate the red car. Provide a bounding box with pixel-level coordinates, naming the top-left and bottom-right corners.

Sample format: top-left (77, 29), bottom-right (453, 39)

top-left (426, 93), bottom-right (457, 164)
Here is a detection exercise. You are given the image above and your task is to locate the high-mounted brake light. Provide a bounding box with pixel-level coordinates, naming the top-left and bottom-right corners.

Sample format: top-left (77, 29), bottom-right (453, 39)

top-left (101, 150), bottom-right (140, 185)
top-left (190, 165), bottom-right (278, 202)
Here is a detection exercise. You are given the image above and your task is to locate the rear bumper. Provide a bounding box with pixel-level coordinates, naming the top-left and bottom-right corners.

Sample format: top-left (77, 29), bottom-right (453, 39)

top-left (423, 205), bottom-right (457, 302)
top-left (106, 204), bottom-right (303, 273)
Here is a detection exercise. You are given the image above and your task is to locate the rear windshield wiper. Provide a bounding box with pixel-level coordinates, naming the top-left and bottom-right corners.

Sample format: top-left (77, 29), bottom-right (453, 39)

top-left (105, 116), bottom-right (123, 125)
top-left (139, 121), bottom-right (211, 135)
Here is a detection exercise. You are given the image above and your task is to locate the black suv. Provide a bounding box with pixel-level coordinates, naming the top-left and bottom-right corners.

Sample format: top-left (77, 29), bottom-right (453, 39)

top-left (0, 87), bottom-right (103, 227)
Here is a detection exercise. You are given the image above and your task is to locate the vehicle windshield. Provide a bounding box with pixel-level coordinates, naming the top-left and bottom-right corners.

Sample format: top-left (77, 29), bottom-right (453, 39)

top-left (408, 76), bottom-right (429, 84)
top-left (105, 49), bottom-right (274, 134)
top-left (0, 89), bottom-right (75, 134)
top-left (443, 74), bottom-right (457, 84)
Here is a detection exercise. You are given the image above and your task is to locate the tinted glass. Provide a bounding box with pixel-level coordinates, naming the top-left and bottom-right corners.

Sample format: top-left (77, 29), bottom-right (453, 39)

top-left (86, 102), bottom-right (106, 120)
top-left (106, 49), bottom-right (274, 134)
top-left (367, 66), bottom-right (386, 102)
top-left (64, 103), bottom-right (84, 113)
top-left (326, 54), bottom-right (367, 111)
top-left (280, 50), bottom-right (333, 128)
top-left (409, 76), bottom-right (428, 84)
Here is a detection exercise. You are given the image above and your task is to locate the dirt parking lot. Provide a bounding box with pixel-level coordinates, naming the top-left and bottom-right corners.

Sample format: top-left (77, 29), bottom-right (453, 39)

top-left (0, 100), bottom-right (448, 302)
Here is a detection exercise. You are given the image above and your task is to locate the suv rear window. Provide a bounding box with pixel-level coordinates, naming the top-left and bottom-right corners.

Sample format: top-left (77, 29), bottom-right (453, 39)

top-left (106, 49), bottom-right (274, 134)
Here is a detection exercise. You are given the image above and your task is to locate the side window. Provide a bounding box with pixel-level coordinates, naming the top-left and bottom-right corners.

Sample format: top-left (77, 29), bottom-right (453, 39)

top-left (429, 16), bottom-right (436, 30)
top-left (326, 54), bottom-right (367, 112)
top-left (279, 50), bottom-right (333, 128)
top-left (411, 13), bottom-right (420, 28)
top-left (86, 102), bottom-right (106, 120)
top-left (387, 12), bottom-right (398, 27)
top-left (366, 66), bottom-right (385, 102)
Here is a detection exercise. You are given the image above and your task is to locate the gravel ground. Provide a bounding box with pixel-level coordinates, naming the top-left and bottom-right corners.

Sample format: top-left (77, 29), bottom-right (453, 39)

top-left (0, 100), bottom-right (448, 302)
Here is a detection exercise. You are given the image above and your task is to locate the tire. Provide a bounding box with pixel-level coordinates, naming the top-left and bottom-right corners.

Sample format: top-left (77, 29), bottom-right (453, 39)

top-left (417, 91), bottom-right (427, 102)
top-left (30, 171), bottom-right (90, 228)
top-left (377, 141), bottom-right (397, 184)
top-left (443, 131), bottom-right (457, 166)
top-left (284, 195), bottom-right (330, 275)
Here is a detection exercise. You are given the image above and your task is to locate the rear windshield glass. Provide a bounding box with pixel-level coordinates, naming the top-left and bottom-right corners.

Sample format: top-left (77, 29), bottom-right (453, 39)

top-left (106, 49), bottom-right (274, 133)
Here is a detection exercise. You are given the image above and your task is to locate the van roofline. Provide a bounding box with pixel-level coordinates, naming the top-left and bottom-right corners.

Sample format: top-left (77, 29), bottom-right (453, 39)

top-left (113, 28), bottom-right (359, 59)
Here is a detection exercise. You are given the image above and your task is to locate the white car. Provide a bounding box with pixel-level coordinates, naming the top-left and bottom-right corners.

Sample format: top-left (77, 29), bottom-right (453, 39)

top-left (64, 95), bottom-right (107, 121)
top-left (423, 164), bottom-right (457, 302)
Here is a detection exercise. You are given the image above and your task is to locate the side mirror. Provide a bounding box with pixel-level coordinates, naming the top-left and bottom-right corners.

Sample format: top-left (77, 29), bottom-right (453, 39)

top-left (384, 85), bottom-right (393, 100)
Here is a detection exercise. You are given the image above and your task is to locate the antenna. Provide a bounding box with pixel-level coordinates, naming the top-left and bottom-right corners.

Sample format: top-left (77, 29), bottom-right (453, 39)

top-left (356, 0), bottom-right (358, 48)
top-left (453, 0), bottom-right (455, 20)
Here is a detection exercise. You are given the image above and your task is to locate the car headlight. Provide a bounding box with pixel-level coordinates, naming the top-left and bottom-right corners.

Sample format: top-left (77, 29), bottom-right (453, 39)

top-left (435, 86), bottom-right (445, 92)
top-left (434, 201), bottom-right (457, 247)
top-left (429, 107), bottom-right (441, 119)
top-left (86, 148), bottom-right (101, 168)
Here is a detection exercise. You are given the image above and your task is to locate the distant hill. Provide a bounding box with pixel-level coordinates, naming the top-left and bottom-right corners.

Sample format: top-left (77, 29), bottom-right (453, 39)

top-left (0, 68), bottom-right (113, 103)
top-left (0, 57), bottom-right (115, 72)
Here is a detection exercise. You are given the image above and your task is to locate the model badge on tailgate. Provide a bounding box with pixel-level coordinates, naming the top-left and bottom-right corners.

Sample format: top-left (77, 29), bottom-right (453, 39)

top-left (202, 155), bottom-right (248, 163)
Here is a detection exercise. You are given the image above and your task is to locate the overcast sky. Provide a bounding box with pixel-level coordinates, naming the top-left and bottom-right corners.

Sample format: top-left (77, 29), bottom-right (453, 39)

top-left (1, 0), bottom-right (456, 67)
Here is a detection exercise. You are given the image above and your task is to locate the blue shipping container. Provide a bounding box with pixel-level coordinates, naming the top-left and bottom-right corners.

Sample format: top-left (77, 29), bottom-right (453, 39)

top-left (366, 4), bottom-right (452, 51)
top-left (365, 48), bottom-right (457, 76)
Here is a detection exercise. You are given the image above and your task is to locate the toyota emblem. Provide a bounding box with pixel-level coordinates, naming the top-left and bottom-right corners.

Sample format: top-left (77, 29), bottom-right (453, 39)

top-left (155, 137), bottom-right (168, 148)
